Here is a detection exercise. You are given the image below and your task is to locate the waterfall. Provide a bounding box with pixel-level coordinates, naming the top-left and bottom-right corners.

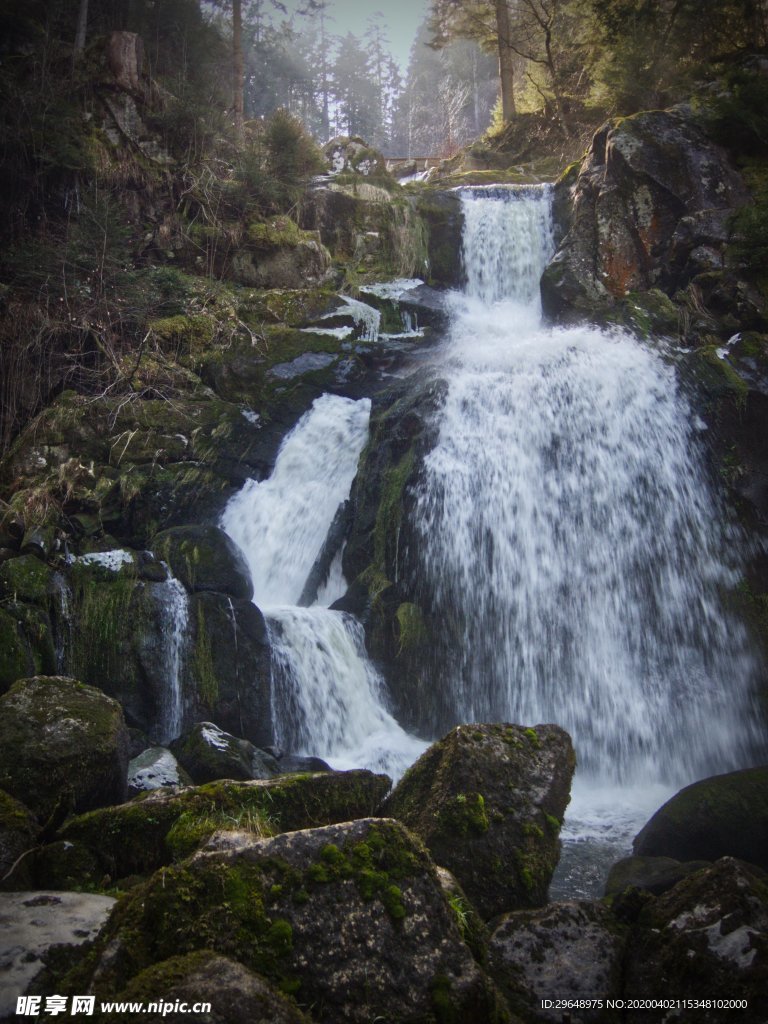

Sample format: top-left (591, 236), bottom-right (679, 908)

top-left (222, 394), bottom-right (427, 780)
top-left (410, 185), bottom-right (764, 888)
top-left (154, 575), bottom-right (188, 745)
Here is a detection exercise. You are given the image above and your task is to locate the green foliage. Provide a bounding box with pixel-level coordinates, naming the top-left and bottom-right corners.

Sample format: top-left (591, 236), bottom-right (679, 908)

top-left (706, 67), bottom-right (768, 156)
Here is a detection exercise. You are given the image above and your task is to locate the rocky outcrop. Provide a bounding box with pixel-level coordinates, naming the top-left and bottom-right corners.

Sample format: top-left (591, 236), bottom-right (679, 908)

top-left (633, 765), bottom-right (768, 870)
top-left (54, 770), bottom-right (391, 883)
top-left (384, 723), bottom-right (575, 919)
top-left (151, 525), bottom-right (253, 600)
top-left (541, 108), bottom-right (750, 323)
top-left (78, 819), bottom-right (508, 1023)
top-left (127, 747), bottom-right (192, 797)
top-left (0, 676), bottom-right (129, 820)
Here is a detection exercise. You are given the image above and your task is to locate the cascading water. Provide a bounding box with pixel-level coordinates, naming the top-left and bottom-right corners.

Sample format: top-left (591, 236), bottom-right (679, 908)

top-left (411, 184), bottom-right (764, 892)
top-left (154, 574), bottom-right (189, 745)
top-left (222, 393), bottom-right (427, 780)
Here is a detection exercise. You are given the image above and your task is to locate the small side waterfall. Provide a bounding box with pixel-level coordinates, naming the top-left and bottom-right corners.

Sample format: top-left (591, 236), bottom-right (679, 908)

top-left (222, 394), bottom-right (427, 780)
top-left (154, 574), bottom-right (189, 745)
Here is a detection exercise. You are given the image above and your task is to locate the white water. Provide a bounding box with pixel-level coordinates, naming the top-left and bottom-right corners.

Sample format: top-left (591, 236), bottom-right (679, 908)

top-left (412, 185), bottom-right (764, 885)
top-left (154, 574), bottom-right (189, 744)
top-left (222, 394), bottom-right (427, 780)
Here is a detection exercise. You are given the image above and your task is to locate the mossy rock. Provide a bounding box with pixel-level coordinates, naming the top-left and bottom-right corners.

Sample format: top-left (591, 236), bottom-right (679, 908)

top-left (0, 676), bottom-right (129, 821)
top-left (69, 818), bottom-right (508, 1023)
top-left (113, 952), bottom-right (313, 1023)
top-left (633, 765), bottom-right (768, 869)
top-left (0, 789), bottom-right (39, 890)
top-left (0, 554), bottom-right (53, 605)
top-left (384, 724), bottom-right (575, 919)
top-left (170, 722), bottom-right (273, 785)
top-left (624, 858), bottom-right (768, 1018)
top-left (0, 605), bottom-right (55, 693)
top-left (32, 839), bottom-right (103, 892)
top-left (151, 524), bottom-right (253, 600)
top-left (57, 770), bottom-right (392, 883)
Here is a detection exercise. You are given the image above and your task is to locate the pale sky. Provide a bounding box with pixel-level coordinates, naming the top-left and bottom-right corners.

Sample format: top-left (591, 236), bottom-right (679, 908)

top-left (284, 0), bottom-right (429, 72)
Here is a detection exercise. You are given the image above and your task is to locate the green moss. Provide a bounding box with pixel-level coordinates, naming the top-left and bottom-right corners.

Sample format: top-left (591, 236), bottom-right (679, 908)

top-left (149, 314), bottom-right (217, 359)
top-left (437, 793), bottom-right (490, 837)
top-left (430, 974), bottom-right (460, 1024)
top-left (192, 604), bottom-right (218, 707)
top-left (247, 217), bottom-right (305, 250)
top-left (523, 727), bottom-right (541, 748)
top-left (374, 447), bottom-right (415, 570)
top-left (395, 601), bottom-right (429, 654)
top-left (700, 346), bottom-right (749, 410)
top-left (544, 813), bottom-right (561, 834)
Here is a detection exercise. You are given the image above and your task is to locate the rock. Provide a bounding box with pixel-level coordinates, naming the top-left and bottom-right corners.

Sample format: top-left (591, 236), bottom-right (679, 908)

top-left (230, 238), bottom-right (332, 290)
top-left (31, 839), bottom-right (102, 892)
top-left (384, 723), bottom-right (575, 918)
top-left (57, 770), bottom-right (391, 882)
top-left (127, 747), bottom-right (192, 797)
top-left (0, 890), bottom-right (116, 1017)
top-left (624, 858), bottom-right (768, 1020)
top-left (488, 901), bottom-right (625, 1022)
top-left (0, 603), bottom-right (56, 693)
top-left (542, 107), bottom-right (749, 323)
top-left (82, 819), bottom-right (507, 1022)
top-left (0, 676), bottom-right (130, 820)
top-left (151, 524), bottom-right (253, 601)
top-left (0, 790), bottom-right (39, 890)
top-left (0, 554), bottom-right (52, 605)
top-left (115, 953), bottom-right (313, 1023)
top-left (605, 854), bottom-right (711, 897)
top-left (170, 722), bottom-right (276, 784)
top-left (415, 189), bottom-right (464, 287)
top-left (107, 31), bottom-right (144, 93)
top-left (633, 765), bottom-right (768, 870)
top-left (324, 136), bottom-right (385, 177)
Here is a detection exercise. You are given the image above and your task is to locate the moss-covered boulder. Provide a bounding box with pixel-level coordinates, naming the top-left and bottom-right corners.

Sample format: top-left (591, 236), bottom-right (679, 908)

top-left (114, 953), bottom-right (313, 1024)
top-left (76, 818), bottom-right (509, 1023)
top-left (624, 858), bottom-right (768, 1021)
top-left (0, 789), bottom-right (39, 890)
top-left (56, 770), bottom-right (391, 882)
top-left (0, 602), bottom-right (57, 692)
top-left (170, 722), bottom-right (276, 785)
top-left (604, 854), bottom-right (711, 897)
top-left (633, 765), bottom-right (768, 870)
top-left (384, 723), bottom-right (575, 919)
top-left (151, 525), bottom-right (253, 600)
top-left (0, 676), bottom-right (129, 821)
top-left (488, 901), bottom-right (626, 1022)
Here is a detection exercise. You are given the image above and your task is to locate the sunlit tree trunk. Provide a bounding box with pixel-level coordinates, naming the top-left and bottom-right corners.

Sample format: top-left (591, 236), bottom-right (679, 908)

top-left (74, 0), bottom-right (89, 58)
top-left (233, 0), bottom-right (244, 141)
top-left (495, 0), bottom-right (516, 120)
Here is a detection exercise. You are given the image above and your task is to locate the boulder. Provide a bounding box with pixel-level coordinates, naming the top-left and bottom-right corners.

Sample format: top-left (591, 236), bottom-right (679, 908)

top-left (0, 790), bottom-right (39, 890)
top-left (0, 891), bottom-right (116, 1017)
top-left (57, 770), bottom-right (392, 882)
top-left (0, 676), bottom-right (129, 820)
top-left (82, 819), bottom-right (508, 1023)
top-left (633, 765), bottom-right (768, 870)
top-left (151, 525), bottom-right (253, 601)
top-left (230, 238), bottom-right (332, 290)
top-left (171, 722), bottom-right (277, 784)
top-left (324, 137), bottom-right (385, 177)
top-left (127, 747), bottom-right (192, 797)
top-left (605, 854), bottom-right (711, 897)
top-left (624, 858), bottom-right (768, 1021)
top-left (488, 901), bottom-right (625, 1022)
top-left (115, 953), bottom-right (313, 1023)
top-left (384, 723), bottom-right (575, 918)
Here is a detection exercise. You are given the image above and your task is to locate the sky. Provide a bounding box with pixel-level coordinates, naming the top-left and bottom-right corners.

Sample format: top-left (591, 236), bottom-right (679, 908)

top-left (283, 0), bottom-right (430, 72)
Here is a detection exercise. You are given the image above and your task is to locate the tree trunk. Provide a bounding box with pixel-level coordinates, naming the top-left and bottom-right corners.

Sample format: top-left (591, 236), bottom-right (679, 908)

top-left (495, 0), bottom-right (516, 120)
top-left (73, 0), bottom-right (89, 59)
top-left (232, 0), bottom-right (244, 141)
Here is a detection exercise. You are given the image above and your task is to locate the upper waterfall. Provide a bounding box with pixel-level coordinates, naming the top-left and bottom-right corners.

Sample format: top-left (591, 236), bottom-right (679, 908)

top-left (411, 185), bottom-right (763, 790)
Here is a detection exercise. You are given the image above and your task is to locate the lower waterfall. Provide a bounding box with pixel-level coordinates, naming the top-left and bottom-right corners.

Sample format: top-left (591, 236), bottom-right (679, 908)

top-left (222, 393), bottom-right (427, 781)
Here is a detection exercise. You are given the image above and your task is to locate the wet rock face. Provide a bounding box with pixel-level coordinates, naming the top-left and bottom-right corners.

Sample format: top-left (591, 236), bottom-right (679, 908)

top-left (384, 723), bottom-right (575, 919)
top-left (82, 818), bottom-right (504, 1023)
top-left (0, 676), bottom-right (129, 820)
top-left (542, 108), bottom-right (749, 321)
top-left (488, 900), bottom-right (625, 1022)
top-left (170, 722), bottom-right (278, 785)
top-left (151, 525), bottom-right (253, 601)
top-left (633, 765), bottom-right (768, 870)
